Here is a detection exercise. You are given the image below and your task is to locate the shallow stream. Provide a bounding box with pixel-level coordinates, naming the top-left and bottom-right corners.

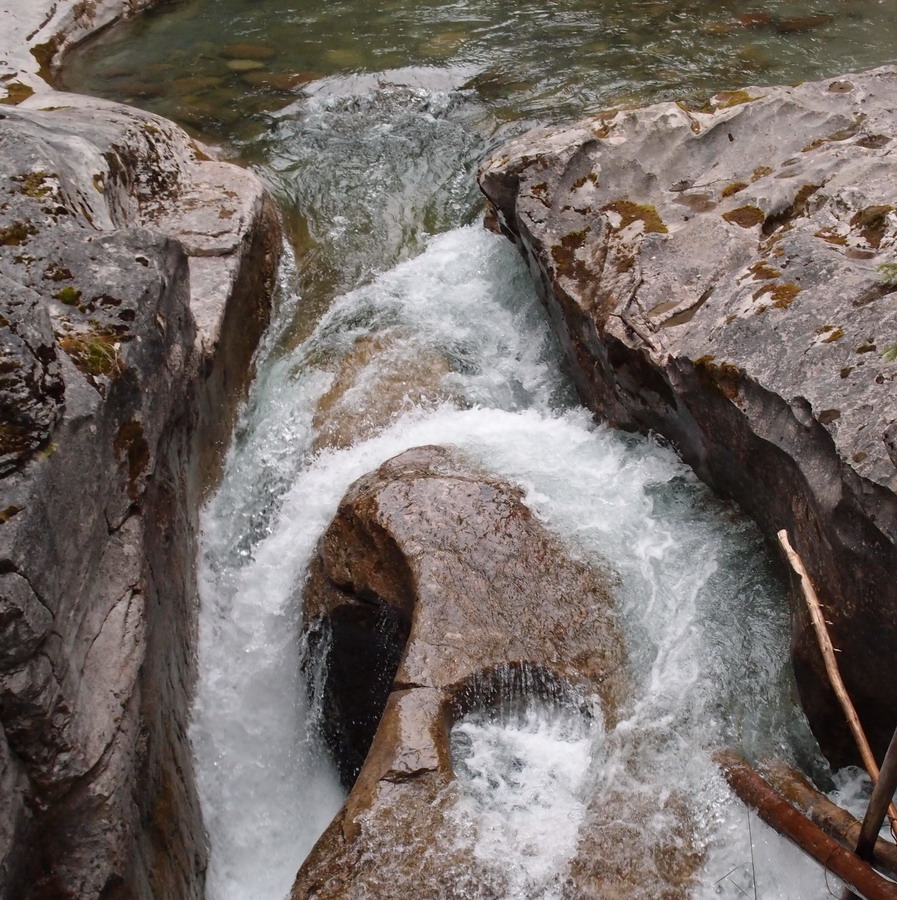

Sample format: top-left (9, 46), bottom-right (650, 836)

top-left (64, 2), bottom-right (897, 897)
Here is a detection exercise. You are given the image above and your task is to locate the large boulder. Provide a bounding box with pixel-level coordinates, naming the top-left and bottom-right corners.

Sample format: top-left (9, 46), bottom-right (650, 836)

top-left (293, 446), bottom-right (701, 898)
top-left (478, 67), bottom-right (897, 767)
top-left (0, 88), bottom-right (280, 900)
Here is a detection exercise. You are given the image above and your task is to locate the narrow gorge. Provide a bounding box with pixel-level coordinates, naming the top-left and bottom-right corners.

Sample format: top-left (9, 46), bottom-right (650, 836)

top-left (2, 1), bottom-right (897, 898)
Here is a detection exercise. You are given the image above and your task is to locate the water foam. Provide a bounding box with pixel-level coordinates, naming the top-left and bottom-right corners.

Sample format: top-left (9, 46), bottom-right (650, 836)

top-left (193, 224), bottom-right (836, 899)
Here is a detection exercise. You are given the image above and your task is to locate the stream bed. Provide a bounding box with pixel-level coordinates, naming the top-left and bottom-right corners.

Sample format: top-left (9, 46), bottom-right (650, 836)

top-left (63, 2), bottom-right (897, 897)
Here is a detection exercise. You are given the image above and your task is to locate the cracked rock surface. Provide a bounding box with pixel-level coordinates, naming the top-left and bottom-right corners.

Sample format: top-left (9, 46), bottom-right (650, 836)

top-left (0, 78), bottom-right (280, 900)
top-left (293, 446), bottom-right (701, 899)
top-left (478, 66), bottom-right (897, 767)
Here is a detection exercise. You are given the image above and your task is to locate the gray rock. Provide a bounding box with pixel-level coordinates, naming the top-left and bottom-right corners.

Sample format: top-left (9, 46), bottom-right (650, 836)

top-left (0, 70), bottom-right (281, 900)
top-left (479, 67), bottom-right (897, 766)
top-left (0, 278), bottom-right (63, 475)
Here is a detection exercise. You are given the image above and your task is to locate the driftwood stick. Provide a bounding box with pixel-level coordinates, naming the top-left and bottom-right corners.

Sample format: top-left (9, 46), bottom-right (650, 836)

top-left (858, 728), bottom-right (897, 860)
top-left (716, 751), bottom-right (897, 900)
top-left (761, 758), bottom-right (897, 880)
top-left (776, 529), bottom-right (897, 838)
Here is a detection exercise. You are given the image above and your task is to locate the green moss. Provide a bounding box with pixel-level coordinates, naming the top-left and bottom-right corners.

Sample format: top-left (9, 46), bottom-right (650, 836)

top-left (878, 262), bottom-right (897, 285)
top-left (0, 222), bottom-right (37, 246)
top-left (602, 200), bottom-right (667, 233)
top-left (16, 171), bottom-right (56, 198)
top-left (44, 263), bottom-right (73, 282)
top-left (694, 358), bottom-right (743, 399)
top-left (30, 40), bottom-right (59, 82)
top-left (55, 286), bottom-right (82, 306)
top-left (58, 329), bottom-right (123, 378)
top-left (722, 206), bottom-right (764, 228)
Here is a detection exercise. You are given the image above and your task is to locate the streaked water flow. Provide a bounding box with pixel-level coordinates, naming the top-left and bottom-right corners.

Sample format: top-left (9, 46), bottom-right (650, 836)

top-left (61, 2), bottom-right (897, 898)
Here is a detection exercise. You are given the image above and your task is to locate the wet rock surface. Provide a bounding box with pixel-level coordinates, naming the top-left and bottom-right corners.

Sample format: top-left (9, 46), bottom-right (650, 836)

top-left (478, 66), bottom-right (897, 767)
top-left (0, 17), bottom-right (281, 897)
top-left (294, 445), bottom-right (700, 898)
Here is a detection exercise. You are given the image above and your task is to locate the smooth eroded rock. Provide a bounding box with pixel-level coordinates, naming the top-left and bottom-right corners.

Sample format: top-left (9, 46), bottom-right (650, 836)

top-left (294, 446), bottom-right (701, 898)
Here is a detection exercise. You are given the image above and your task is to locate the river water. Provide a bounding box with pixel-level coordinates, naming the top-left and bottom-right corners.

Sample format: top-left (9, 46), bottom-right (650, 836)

top-left (64, 2), bottom-right (897, 898)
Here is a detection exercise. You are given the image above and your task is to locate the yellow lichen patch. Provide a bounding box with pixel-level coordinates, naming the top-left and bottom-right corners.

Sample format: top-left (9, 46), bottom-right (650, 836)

top-left (530, 182), bottom-right (550, 206)
top-left (850, 205), bottom-right (894, 248)
top-left (693, 358), bottom-right (743, 400)
top-left (721, 182), bottom-right (748, 198)
top-left (814, 227), bottom-right (848, 246)
top-left (0, 82), bottom-right (35, 105)
top-left (722, 206), bottom-right (764, 228)
top-left (601, 200), bottom-right (668, 233)
top-left (16, 171), bottom-right (57, 198)
top-left (771, 282), bottom-right (801, 308)
top-left (551, 230), bottom-right (592, 281)
top-left (748, 261), bottom-right (781, 280)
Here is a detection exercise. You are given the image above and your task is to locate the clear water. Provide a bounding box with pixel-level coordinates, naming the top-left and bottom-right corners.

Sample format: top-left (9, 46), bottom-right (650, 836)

top-left (61, 2), bottom-right (897, 898)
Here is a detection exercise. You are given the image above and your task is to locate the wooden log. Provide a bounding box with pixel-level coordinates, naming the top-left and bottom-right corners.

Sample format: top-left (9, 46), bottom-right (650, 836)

top-left (859, 729), bottom-right (897, 860)
top-left (761, 758), bottom-right (897, 880)
top-left (777, 530), bottom-right (897, 838)
top-left (716, 751), bottom-right (897, 900)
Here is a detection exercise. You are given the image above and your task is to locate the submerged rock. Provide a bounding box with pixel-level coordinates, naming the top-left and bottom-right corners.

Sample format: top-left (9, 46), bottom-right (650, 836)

top-left (294, 445), bottom-right (701, 898)
top-left (478, 66), bottom-right (897, 766)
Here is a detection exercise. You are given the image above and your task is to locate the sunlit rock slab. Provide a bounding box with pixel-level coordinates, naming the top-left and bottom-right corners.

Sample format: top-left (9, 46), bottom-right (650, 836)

top-left (478, 66), bottom-right (897, 767)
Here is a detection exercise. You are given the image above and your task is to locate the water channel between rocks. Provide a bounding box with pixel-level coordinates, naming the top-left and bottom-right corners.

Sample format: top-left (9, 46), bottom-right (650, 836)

top-left (63, 2), bottom-right (897, 897)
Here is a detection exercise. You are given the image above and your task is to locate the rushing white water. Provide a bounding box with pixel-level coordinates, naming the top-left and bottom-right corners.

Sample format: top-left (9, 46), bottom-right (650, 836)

top-left (451, 700), bottom-right (601, 899)
top-left (190, 221), bottom-right (847, 899)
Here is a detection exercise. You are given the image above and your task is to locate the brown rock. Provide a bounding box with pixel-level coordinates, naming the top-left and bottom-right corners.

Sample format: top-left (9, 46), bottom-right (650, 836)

top-left (311, 335), bottom-right (453, 452)
top-left (294, 446), bottom-right (700, 897)
top-left (220, 42), bottom-right (277, 61)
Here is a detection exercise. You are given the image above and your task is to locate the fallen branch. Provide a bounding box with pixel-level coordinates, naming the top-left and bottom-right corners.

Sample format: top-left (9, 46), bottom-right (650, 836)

top-left (761, 758), bottom-right (897, 880)
top-left (777, 529), bottom-right (897, 839)
top-left (859, 728), bottom-right (897, 861)
top-left (716, 751), bottom-right (897, 900)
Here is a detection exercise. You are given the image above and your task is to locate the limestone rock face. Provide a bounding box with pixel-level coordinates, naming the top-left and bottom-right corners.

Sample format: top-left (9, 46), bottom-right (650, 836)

top-left (478, 67), bottom-right (897, 766)
top-left (0, 95), bottom-right (280, 898)
top-left (293, 446), bottom-right (700, 898)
